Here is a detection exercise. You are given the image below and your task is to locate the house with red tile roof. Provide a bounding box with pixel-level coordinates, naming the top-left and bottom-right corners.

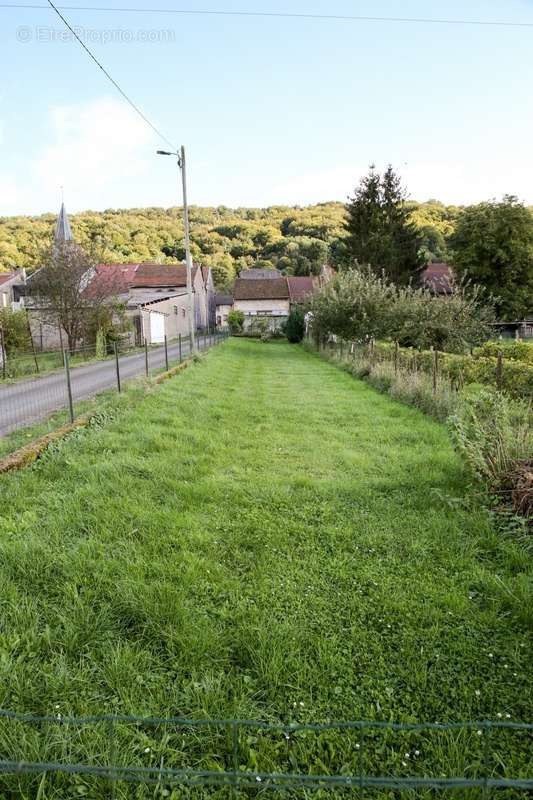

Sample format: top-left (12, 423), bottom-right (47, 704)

top-left (420, 262), bottom-right (453, 294)
top-left (231, 274), bottom-right (319, 331)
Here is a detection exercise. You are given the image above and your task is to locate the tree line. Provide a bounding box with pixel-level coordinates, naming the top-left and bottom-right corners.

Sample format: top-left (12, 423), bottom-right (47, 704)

top-left (1, 169), bottom-right (532, 319)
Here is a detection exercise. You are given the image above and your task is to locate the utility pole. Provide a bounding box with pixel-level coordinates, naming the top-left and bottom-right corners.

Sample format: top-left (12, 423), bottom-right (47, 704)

top-left (157, 146), bottom-right (196, 353)
top-left (179, 146), bottom-right (196, 354)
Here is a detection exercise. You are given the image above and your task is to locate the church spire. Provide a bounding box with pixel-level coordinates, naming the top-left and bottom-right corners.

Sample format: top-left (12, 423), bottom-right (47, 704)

top-left (54, 202), bottom-right (73, 244)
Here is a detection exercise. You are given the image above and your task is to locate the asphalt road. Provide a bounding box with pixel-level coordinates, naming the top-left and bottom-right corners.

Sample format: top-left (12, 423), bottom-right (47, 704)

top-left (0, 335), bottom-right (216, 438)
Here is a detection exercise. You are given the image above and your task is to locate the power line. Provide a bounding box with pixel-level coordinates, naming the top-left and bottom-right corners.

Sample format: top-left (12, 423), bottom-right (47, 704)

top-left (3, 3), bottom-right (533, 29)
top-left (43, 0), bottom-right (177, 150)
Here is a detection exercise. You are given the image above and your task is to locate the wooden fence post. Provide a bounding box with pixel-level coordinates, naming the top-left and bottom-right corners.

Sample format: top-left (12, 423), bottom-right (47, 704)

top-left (394, 340), bottom-right (399, 376)
top-left (496, 351), bottom-right (503, 390)
top-left (431, 347), bottom-right (437, 397)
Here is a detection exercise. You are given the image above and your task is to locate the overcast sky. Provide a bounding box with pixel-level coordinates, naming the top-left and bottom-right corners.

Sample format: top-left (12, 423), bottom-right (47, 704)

top-left (2, 0), bottom-right (533, 215)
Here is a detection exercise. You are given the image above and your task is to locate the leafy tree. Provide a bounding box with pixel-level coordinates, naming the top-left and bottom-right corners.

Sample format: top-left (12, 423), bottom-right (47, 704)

top-left (450, 196), bottom-right (533, 320)
top-left (285, 307), bottom-right (306, 343)
top-left (345, 165), bottom-right (424, 283)
top-left (29, 240), bottom-right (110, 352)
top-left (310, 268), bottom-right (493, 353)
top-left (0, 308), bottom-right (30, 353)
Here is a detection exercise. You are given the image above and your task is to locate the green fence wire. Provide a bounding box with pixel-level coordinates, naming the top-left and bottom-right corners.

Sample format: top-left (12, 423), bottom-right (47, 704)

top-left (0, 710), bottom-right (532, 795)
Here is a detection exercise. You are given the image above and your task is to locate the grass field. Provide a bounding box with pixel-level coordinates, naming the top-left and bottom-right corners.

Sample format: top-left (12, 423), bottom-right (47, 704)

top-left (0, 339), bottom-right (531, 797)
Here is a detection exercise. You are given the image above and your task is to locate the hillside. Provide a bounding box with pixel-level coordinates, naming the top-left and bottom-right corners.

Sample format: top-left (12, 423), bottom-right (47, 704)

top-left (0, 201), bottom-right (466, 290)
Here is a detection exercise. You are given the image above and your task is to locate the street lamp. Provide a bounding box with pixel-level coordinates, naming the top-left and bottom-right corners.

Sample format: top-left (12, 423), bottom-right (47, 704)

top-left (157, 145), bottom-right (196, 353)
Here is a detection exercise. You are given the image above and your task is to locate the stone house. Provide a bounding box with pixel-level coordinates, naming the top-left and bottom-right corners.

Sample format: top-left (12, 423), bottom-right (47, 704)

top-left (0, 271), bottom-right (26, 311)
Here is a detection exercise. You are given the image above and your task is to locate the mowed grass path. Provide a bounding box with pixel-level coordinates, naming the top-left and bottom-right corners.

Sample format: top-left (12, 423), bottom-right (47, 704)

top-left (0, 339), bottom-right (531, 791)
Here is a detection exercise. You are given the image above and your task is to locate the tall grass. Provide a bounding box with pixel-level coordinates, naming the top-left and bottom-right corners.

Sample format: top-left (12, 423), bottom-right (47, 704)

top-left (315, 339), bottom-right (459, 422)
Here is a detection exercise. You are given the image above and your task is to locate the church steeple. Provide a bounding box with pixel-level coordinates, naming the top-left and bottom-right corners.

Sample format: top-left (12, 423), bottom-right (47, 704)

top-left (54, 202), bottom-right (73, 244)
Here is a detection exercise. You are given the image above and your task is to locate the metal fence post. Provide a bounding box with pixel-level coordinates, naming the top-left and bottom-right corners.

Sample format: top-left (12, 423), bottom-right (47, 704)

top-left (164, 335), bottom-right (169, 371)
top-left (63, 349), bottom-right (74, 423)
top-left (114, 341), bottom-right (121, 393)
top-left (179, 333), bottom-right (182, 363)
top-left (144, 339), bottom-right (149, 377)
top-left (0, 325), bottom-right (6, 380)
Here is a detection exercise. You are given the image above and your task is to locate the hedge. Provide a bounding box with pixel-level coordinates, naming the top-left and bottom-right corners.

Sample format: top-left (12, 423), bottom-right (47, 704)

top-left (473, 340), bottom-right (533, 365)
top-left (372, 342), bottom-right (533, 399)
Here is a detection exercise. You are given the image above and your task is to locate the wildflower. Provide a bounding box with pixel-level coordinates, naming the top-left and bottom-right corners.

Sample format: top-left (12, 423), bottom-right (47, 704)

top-left (299, 701), bottom-right (304, 707)
top-left (256, 776), bottom-right (262, 783)
top-left (475, 690), bottom-right (481, 697)
top-left (505, 714), bottom-right (511, 719)
top-left (54, 704), bottom-right (60, 710)
top-left (488, 653), bottom-right (493, 658)
top-left (355, 743), bottom-right (360, 750)
top-left (402, 761), bottom-right (407, 767)
top-left (404, 753), bottom-right (410, 759)
top-left (414, 750), bottom-right (420, 757)
top-left (497, 713), bottom-right (502, 719)
top-left (504, 664), bottom-right (509, 669)
top-left (144, 747), bottom-right (151, 754)
top-left (477, 730), bottom-right (482, 736)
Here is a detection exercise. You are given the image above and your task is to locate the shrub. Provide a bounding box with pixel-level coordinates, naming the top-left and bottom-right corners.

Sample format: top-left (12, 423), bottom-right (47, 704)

top-left (310, 267), bottom-right (494, 353)
top-left (285, 307), bottom-right (305, 343)
top-left (228, 309), bottom-right (245, 334)
top-left (448, 388), bottom-right (532, 499)
top-left (0, 309), bottom-right (31, 354)
top-left (474, 340), bottom-right (533, 365)
top-left (373, 341), bottom-right (533, 400)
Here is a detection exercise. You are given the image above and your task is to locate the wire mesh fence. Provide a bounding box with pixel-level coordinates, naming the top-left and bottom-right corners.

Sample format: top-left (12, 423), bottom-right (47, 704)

top-left (0, 330), bottom-right (228, 446)
top-left (0, 710), bottom-right (531, 797)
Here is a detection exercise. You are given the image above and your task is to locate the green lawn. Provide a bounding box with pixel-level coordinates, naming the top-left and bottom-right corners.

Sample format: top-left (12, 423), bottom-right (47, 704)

top-left (0, 339), bottom-right (531, 797)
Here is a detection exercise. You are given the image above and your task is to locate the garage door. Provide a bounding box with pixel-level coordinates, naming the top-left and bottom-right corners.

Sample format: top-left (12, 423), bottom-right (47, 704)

top-left (150, 312), bottom-right (165, 343)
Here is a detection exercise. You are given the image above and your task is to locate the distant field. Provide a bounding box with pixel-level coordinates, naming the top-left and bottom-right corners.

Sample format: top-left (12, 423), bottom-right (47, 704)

top-left (0, 339), bottom-right (531, 798)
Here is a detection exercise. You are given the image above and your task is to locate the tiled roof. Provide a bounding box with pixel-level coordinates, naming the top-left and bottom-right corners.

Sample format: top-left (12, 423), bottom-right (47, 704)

top-left (132, 263), bottom-right (198, 288)
top-left (420, 262), bottom-right (453, 294)
top-left (88, 262), bottom-right (200, 297)
top-left (215, 293), bottom-right (233, 306)
top-left (233, 277), bottom-right (289, 301)
top-left (0, 272), bottom-right (18, 287)
top-left (287, 276), bottom-right (316, 302)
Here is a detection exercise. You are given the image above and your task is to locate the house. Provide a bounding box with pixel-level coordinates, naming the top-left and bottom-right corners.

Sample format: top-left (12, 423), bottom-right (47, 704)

top-left (91, 262), bottom-right (210, 345)
top-left (420, 262), bottom-right (453, 294)
top-left (20, 203), bottom-right (218, 348)
top-left (287, 276), bottom-right (316, 305)
top-left (233, 277), bottom-right (290, 331)
top-left (215, 294), bottom-right (234, 329)
top-left (0, 270), bottom-right (26, 310)
top-left (232, 274), bottom-right (318, 331)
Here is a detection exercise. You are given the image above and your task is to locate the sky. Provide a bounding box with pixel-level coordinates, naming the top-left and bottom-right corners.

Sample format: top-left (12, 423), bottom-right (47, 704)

top-left (1, 0), bottom-right (533, 215)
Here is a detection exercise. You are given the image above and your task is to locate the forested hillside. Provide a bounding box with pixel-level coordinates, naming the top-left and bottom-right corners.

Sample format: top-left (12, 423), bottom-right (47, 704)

top-left (0, 200), bottom-right (463, 289)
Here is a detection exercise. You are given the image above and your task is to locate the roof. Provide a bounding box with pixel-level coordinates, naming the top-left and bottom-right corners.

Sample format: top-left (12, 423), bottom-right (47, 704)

top-left (215, 293), bottom-right (233, 306)
top-left (239, 268), bottom-right (282, 280)
top-left (234, 277), bottom-right (289, 301)
top-left (420, 262), bottom-right (453, 294)
top-left (287, 276), bottom-right (316, 302)
top-left (54, 203), bottom-right (73, 243)
top-left (127, 290), bottom-right (185, 307)
top-left (87, 262), bottom-right (200, 298)
top-left (0, 272), bottom-right (19, 287)
top-left (132, 263), bottom-right (198, 288)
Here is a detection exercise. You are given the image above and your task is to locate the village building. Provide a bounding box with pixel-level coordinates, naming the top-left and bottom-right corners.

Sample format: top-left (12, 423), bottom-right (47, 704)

top-left (16, 204), bottom-right (216, 348)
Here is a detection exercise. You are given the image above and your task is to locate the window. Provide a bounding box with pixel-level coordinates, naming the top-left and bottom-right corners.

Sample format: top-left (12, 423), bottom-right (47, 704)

top-left (173, 305), bottom-right (178, 315)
